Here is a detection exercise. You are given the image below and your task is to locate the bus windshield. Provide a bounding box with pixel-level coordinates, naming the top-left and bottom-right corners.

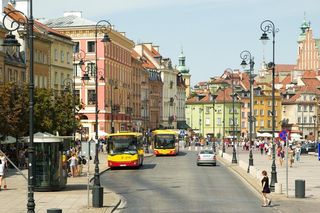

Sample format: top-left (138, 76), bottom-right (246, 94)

top-left (108, 135), bottom-right (138, 154)
top-left (155, 134), bottom-right (175, 149)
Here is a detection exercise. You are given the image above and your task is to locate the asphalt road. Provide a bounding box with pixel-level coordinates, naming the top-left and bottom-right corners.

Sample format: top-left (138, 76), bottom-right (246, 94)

top-left (101, 150), bottom-right (277, 213)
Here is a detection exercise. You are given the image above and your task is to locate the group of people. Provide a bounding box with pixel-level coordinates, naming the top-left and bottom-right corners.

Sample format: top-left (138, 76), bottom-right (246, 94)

top-left (0, 153), bottom-right (8, 191)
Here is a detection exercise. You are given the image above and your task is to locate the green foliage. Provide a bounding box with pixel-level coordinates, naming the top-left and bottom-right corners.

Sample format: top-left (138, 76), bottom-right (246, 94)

top-left (0, 83), bottom-right (79, 139)
top-left (0, 83), bottom-right (28, 140)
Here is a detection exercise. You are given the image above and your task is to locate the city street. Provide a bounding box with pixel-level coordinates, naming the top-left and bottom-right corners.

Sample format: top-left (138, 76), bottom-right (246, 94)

top-left (101, 149), bottom-right (275, 213)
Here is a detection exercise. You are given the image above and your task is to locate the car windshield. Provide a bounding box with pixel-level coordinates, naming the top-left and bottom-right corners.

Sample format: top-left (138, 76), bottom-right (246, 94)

top-left (155, 134), bottom-right (175, 149)
top-left (200, 150), bottom-right (214, 154)
top-left (108, 135), bottom-right (138, 154)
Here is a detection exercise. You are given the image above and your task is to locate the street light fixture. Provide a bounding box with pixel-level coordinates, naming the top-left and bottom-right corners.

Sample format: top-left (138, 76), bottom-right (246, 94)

top-left (240, 50), bottom-right (255, 172)
top-left (226, 68), bottom-right (238, 164)
top-left (63, 78), bottom-right (76, 143)
top-left (92, 19), bottom-right (111, 208)
top-left (260, 19), bottom-right (279, 191)
top-left (313, 115), bottom-right (317, 141)
top-left (2, 2), bottom-right (35, 212)
top-left (109, 79), bottom-right (118, 133)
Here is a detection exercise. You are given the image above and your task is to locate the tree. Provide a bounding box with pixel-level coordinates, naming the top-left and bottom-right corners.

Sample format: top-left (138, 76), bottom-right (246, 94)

top-left (0, 83), bottom-right (28, 141)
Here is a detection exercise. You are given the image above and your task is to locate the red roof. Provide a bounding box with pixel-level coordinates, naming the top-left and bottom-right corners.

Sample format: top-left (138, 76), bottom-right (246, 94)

top-left (275, 64), bottom-right (295, 73)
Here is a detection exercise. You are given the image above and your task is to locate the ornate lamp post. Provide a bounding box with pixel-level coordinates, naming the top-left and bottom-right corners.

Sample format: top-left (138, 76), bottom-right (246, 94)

top-left (240, 50), bottom-right (255, 172)
top-left (91, 20), bottom-right (112, 208)
top-left (63, 78), bottom-right (76, 143)
top-left (222, 86), bottom-right (226, 154)
top-left (2, 2), bottom-right (35, 212)
top-left (260, 19), bottom-right (279, 191)
top-left (313, 115), bottom-right (317, 141)
top-left (109, 79), bottom-right (118, 133)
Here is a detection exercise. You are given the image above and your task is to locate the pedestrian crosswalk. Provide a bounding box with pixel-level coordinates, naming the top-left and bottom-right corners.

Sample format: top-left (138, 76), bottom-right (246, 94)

top-left (180, 145), bottom-right (215, 152)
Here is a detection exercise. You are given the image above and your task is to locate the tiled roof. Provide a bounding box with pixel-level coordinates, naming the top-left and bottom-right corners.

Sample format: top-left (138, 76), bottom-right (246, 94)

top-left (302, 70), bottom-right (317, 78)
top-left (43, 15), bottom-right (96, 28)
top-left (275, 64), bottom-right (295, 73)
top-left (282, 93), bottom-right (301, 104)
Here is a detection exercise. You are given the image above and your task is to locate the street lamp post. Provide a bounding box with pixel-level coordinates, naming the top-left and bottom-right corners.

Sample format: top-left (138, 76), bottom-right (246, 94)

top-left (109, 80), bottom-right (117, 133)
top-left (222, 87), bottom-right (226, 154)
top-left (92, 20), bottom-right (111, 208)
top-left (2, 2), bottom-right (35, 212)
top-left (63, 78), bottom-right (76, 143)
top-left (240, 50), bottom-right (255, 172)
top-left (260, 19), bottom-right (279, 191)
top-left (229, 68), bottom-right (238, 164)
top-left (313, 115), bottom-right (317, 141)
top-left (212, 96), bottom-right (216, 152)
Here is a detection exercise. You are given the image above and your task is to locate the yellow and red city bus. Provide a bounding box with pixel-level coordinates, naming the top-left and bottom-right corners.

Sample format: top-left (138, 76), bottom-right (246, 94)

top-left (152, 129), bottom-right (179, 156)
top-left (107, 132), bottom-right (144, 168)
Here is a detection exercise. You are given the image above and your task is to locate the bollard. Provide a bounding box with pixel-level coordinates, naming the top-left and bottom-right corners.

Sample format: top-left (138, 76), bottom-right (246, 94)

top-left (47, 208), bottom-right (62, 213)
top-left (295, 179), bottom-right (305, 198)
top-left (275, 183), bottom-right (282, 194)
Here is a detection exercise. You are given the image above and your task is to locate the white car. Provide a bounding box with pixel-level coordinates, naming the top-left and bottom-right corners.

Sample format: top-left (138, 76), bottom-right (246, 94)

top-left (197, 149), bottom-right (216, 166)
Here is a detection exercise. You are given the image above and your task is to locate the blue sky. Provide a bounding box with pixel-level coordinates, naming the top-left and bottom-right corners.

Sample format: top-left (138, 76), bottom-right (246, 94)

top-left (33, 0), bottom-right (320, 86)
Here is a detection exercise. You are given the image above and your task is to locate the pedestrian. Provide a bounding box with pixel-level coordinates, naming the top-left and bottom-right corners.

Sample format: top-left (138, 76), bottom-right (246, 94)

top-left (0, 153), bottom-right (7, 190)
top-left (295, 144), bottom-right (301, 162)
top-left (261, 170), bottom-right (271, 207)
top-left (277, 146), bottom-right (284, 166)
top-left (68, 153), bottom-right (78, 177)
top-left (288, 146), bottom-right (294, 167)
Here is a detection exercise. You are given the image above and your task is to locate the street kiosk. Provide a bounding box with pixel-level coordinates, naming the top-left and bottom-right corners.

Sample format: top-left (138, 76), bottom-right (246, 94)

top-left (28, 132), bottom-right (68, 191)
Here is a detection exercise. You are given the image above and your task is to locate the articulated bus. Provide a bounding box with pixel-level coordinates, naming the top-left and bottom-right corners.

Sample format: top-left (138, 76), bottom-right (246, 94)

top-left (151, 130), bottom-right (179, 156)
top-left (107, 132), bottom-right (144, 168)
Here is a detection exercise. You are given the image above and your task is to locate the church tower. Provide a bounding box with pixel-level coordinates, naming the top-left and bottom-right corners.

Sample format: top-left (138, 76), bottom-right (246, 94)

top-left (177, 49), bottom-right (191, 98)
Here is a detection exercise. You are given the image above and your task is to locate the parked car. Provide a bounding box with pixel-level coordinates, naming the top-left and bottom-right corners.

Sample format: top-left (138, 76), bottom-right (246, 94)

top-left (197, 149), bottom-right (216, 166)
top-left (301, 142), bottom-right (317, 154)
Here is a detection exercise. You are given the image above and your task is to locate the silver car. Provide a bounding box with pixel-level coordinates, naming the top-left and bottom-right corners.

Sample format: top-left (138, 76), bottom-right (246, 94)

top-left (197, 149), bottom-right (216, 166)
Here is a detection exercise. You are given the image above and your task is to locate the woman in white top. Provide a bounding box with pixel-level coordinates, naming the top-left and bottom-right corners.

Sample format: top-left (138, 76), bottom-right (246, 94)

top-left (68, 153), bottom-right (78, 177)
top-left (0, 158), bottom-right (5, 191)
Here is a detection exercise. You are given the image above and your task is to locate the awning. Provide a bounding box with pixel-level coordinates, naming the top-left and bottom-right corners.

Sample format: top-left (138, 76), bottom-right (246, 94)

top-left (177, 121), bottom-right (191, 130)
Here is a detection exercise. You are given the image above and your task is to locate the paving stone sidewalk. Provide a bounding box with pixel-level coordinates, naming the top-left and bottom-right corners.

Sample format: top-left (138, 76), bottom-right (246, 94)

top-left (0, 152), bottom-right (119, 213)
top-left (219, 147), bottom-right (320, 213)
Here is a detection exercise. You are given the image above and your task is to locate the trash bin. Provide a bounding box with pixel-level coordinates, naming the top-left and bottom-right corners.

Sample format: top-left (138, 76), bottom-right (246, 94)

top-left (295, 179), bottom-right (305, 198)
top-left (47, 208), bottom-right (62, 213)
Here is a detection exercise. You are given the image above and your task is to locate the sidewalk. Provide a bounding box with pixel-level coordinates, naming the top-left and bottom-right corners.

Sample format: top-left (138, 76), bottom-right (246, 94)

top-left (0, 152), bottom-right (120, 213)
top-left (218, 146), bottom-right (320, 212)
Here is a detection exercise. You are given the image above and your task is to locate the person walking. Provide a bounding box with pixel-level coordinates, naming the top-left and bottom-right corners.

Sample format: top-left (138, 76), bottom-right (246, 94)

top-left (261, 170), bottom-right (271, 207)
top-left (295, 144), bottom-right (301, 162)
top-left (288, 146), bottom-right (294, 167)
top-left (0, 153), bottom-right (7, 190)
top-left (68, 153), bottom-right (78, 177)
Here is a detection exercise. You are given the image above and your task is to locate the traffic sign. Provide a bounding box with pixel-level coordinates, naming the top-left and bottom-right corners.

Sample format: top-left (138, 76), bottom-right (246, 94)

top-left (279, 130), bottom-right (290, 141)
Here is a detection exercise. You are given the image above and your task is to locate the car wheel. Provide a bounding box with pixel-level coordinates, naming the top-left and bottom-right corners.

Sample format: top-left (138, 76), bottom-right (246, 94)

top-left (212, 163), bottom-right (216, 166)
top-left (197, 163), bottom-right (200, 166)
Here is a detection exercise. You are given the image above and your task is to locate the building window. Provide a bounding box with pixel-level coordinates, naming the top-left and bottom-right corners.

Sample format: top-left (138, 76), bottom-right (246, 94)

top-left (303, 117), bottom-right (307, 123)
top-left (67, 52), bottom-right (70, 64)
top-left (54, 49), bottom-right (58, 61)
top-left (73, 42), bottom-right (79, 53)
top-left (87, 41), bottom-right (95, 53)
top-left (61, 50), bottom-right (64, 62)
top-left (268, 110), bottom-right (272, 116)
top-left (268, 100), bottom-right (271, 106)
top-left (254, 109), bottom-right (258, 116)
top-left (217, 117), bottom-right (221, 125)
top-left (205, 118), bottom-right (210, 126)
top-left (260, 109), bottom-right (264, 116)
top-left (268, 120), bottom-right (271, 128)
top-left (298, 105), bottom-right (302, 112)
top-left (205, 107), bottom-right (210, 114)
top-left (260, 100), bottom-right (264, 105)
top-left (260, 120), bottom-right (264, 127)
top-left (298, 117), bottom-right (301, 123)
top-left (303, 105), bottom-right (307, 112)
top-left (310, 105), bottom-right (314, 112)
top-left (87, 90), bottom-right (96, 105)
